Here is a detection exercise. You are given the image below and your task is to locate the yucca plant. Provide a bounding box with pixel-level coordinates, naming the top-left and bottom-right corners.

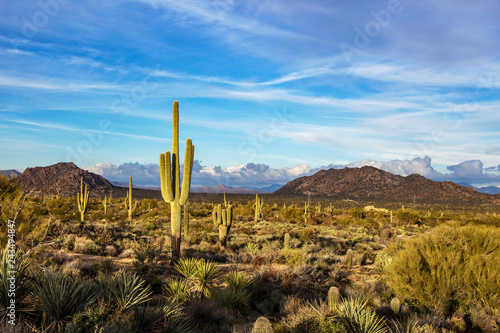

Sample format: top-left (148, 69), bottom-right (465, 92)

top-left (211, 288), bottom-right (251, 314)
top-left (163, 279), bottom-right (190, 303)
top-left (245, 243), bottom-right (259, 255)
top-left (32, 269), bottom-right (96, 332)
top-left (0, 247), bottom-right (32, 320)
top-left (133, 300), bottom-right (191, 333)
top-left (226, 270), bottom-right (253, 293)
top-left (174, 258), bottom-right (220, 298)
top-left (339, 297), bottom-right (387, 333)
top-left (99, 270), bottom-right (153, 312)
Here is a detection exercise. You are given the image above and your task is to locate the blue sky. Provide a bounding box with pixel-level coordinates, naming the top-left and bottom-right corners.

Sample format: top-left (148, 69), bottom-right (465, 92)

top-left (1, 0), bottom-right (500, 189)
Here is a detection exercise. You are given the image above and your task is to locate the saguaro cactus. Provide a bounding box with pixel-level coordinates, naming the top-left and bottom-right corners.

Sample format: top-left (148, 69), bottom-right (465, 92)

top-left (284, 232), bottom-right (290, 250)
top-left (160, 101), bottom-right (194, 262)
top-left (126, 176), bottom-right (137, 223)
top-left (213, 204), bottom-right (233, 249)
top-left (77, 177), bottom-right (89, 222)
top-left (103, 195), bottom-right (108, 214)
top-left (183, 201), bottom-right (189, 242)
top-left (253, 194), bottom-right (264, 223)
top-left (304, 201), bottom-right (310, 224)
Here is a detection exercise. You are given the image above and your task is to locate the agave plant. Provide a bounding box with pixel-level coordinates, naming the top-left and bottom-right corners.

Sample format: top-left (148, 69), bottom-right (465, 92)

top-left (32, 269), bottom-right (96, 332)
top-left (0, 246), bottom-right (32, 319)
top-left (99, 270), bottom-right (153, 312)
top-left (174, 258), bottom-right (220, 298)
top-left (339, 297), bottom-right (387, 333)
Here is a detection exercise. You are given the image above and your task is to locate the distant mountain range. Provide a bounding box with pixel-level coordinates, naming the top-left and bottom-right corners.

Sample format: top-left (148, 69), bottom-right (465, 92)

top-left (274, 166), bottom-right (499, 204)
top-left (192, 184), bottom-right (268, 194)
top-left (0, 169), bottom-right (21, 178)
top-left (2, 162), bottom-right (499, 202)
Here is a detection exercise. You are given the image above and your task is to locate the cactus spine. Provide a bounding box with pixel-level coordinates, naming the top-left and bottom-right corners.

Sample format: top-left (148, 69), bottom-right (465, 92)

top-left (253, 194), bottom-right (263, 223)
top-left (284, 232), bottom-right (290, 250)
top-left (328, 286), bottom-right (340, 313)
top-left (77, 177), bottom-right (89, 222)
top-left (126, 176), bottom-right (137, 223)
top-left (213, 203), bottom-right (232, 249)
top-left (183, 201), bottom-right (189, 242)
top-left (346, 249), bottom-right (353, 270)
top-left (160, 101), bottom-right (194, 262)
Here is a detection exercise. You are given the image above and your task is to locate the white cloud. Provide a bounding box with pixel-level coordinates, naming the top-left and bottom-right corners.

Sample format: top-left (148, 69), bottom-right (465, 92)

top-left (84, 156), bottom-right (500, 190)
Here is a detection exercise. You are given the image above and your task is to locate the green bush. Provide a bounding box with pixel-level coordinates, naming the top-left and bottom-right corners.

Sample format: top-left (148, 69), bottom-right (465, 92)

top-left (387, 225), bottom-right (500, 312)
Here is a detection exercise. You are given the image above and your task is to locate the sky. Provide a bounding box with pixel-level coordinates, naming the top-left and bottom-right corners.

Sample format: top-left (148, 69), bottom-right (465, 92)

top-left (1, 0), bottom-right (500, 190)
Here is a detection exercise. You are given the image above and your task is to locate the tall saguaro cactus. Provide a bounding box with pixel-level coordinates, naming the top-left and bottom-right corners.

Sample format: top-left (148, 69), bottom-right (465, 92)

top-left (213, 204), bottom-right (232, 249)
top-left (126, 176), bottom-right (137, 223)
top-left (77, 177), bottom-right (89, 222)
top-left (160, 101), bottom-right (194, 262)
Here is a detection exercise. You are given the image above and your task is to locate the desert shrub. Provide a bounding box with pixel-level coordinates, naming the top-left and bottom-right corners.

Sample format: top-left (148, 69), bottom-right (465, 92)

top-left (386, 225), bottom-right (500, 312)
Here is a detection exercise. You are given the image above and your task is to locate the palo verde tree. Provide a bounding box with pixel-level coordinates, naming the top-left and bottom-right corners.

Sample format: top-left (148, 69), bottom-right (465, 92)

top-left (159, 101), bottom-right (194, 262)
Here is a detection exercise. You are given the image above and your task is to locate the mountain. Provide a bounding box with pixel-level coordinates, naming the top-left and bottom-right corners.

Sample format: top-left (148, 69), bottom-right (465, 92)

top-left (193, 184), bottom-right (268, 194)
top-left (16, 162), bottom-right (116, 197)
top-left (0, 169), bottom-right (21, 178)
top-left (274, 166), bottom-right (497, 203)
top-left (476, 186), bottom-right (500, 195)
top-left (111, 180), bottom-right (160, 190)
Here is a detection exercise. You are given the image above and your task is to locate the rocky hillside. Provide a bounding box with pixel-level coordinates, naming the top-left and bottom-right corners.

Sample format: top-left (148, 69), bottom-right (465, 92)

top-left (274, 166), bottom-right (497, 203)
top-left (16, 162), bottom-right (116, 197)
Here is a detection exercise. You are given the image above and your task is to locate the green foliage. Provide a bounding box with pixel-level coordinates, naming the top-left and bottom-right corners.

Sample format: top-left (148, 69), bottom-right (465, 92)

top-left (163, 279), bottom-right (190, 303)
top-left (226, 270), bottom-right (253, 293)
top-left (387, 225), bottom-right (500, 311)
top-left (211, 288), bottom-right (251, 314)
top-left (174, 258), bottom-right (221, 298)
top-left (99, 270), bottom-right (153, 312)
top-left (339, 298), bottom-right (387, 333)
top-left (0, 247), bottom-right (31, 319)
top-left (32, 269), bottom-right (96, 332)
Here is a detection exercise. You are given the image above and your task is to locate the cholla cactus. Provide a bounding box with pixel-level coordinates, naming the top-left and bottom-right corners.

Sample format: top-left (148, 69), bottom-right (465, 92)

top-left (213, 204), bottom-right (233, 249)
top-left (77, 177), bottom-right (89, 222)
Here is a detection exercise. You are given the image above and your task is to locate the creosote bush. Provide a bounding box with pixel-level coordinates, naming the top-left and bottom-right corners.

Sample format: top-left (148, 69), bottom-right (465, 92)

top-left (387, 225), bottom-right (500, 312)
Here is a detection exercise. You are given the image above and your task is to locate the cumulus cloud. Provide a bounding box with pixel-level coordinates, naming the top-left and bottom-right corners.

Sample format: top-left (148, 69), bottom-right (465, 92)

top-left (84, 156), bottom-right (500, 191)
